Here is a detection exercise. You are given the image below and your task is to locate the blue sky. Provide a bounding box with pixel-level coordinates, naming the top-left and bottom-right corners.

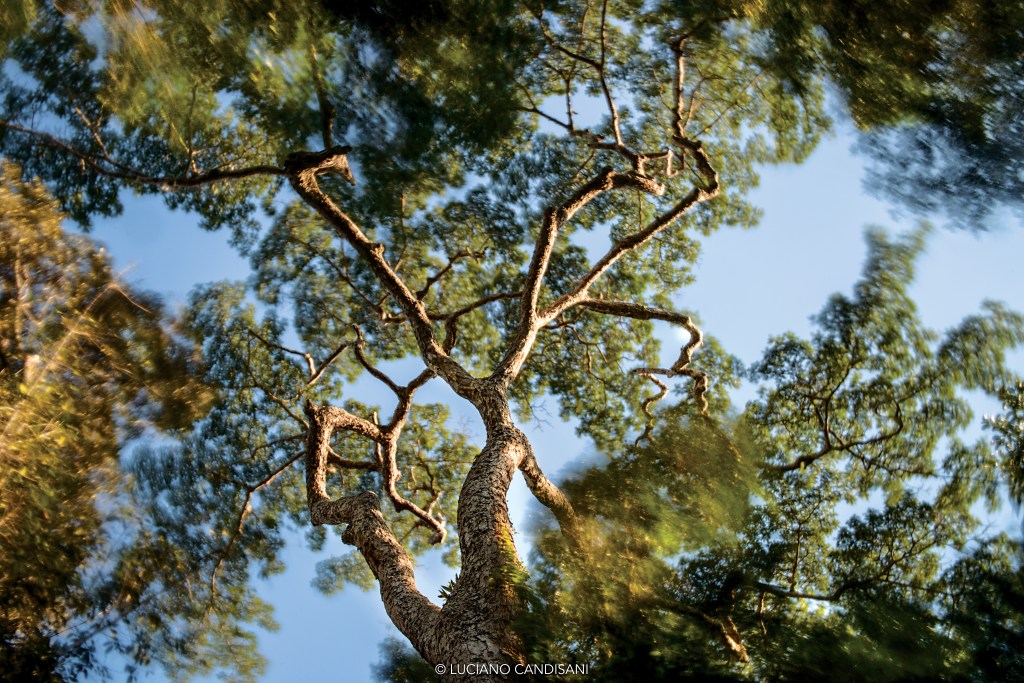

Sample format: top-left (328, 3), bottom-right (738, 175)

top-left (88, 121), bottom-right (1024, 682)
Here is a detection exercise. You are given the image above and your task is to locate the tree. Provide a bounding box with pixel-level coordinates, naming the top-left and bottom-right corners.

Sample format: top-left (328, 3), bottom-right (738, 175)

top-left (0, 160), bottom-right (210, 679)
top-left (0, 1), bottom-right (1020, 681)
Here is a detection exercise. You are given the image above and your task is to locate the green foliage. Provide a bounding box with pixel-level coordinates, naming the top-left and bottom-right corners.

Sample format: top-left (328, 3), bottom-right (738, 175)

top-left (986, 382), bottom-right (1024, 506)
top-left (654, 0), bottom-right (1024, 229)
top-left (0, 160), bottom-right (211, 679)
top-left (517, 410), bottom-right (759, 681)
top-left (839, 0), bottom-right (1024, 228)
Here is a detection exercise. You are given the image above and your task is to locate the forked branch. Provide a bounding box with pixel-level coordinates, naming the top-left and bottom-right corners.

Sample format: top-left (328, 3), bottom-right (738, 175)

top-left (304, 402), bottom-right (440, 654)
top-left (542, 139), bottom-right (719, 323)
top-left (285, 149), bottom-right (479, 400)
top-left (496, 166), bottom-right (668, 384)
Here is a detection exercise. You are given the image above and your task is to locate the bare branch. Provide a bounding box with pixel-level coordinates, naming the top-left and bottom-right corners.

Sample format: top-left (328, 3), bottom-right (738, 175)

top-left (378, 438), bottom-right (447, 544)
top-left (353, 338), bottom-right (403, 395)
top-left (432, 291), bottom-right (523, 324)
top-left (210, 451), bottom-right (303, 597)
top-left (432, 290), bottom-right (522, 353)
top-left (416, 249), bottom-right (485, 299)
top-left (308, 337), bottom-right (353, 387)
top-left (305, 403), bottom-right (441, 653)
top-left (246, 327), bottom-right (316, 378)
top-left (672, 38), bottom-right (688, 139)
top-left (377, 369), bottom-right (447, 542)
top-left (768, 401), bottom-right (905, 473)
top-left (542, 139), bottom-right (720, 323)
top-left (326, 451), bottom-right (378, 470)
top-left (311, 354), bottom-right (444, 543)
top-left (311, 490), bottom-right (442, 652)
top-left (519, 447), bottom-right (580, 544)
top-left (494, 166), bottom-right (667, 384)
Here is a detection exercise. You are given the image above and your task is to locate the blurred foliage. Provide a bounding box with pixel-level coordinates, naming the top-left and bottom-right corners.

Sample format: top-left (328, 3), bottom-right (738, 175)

top-left (986, 382), bottom-right (1024, 506)
top-left (372, 637), bottom-right (442, 683)
top-left (733, 0), bottom-right (1024, 229)
top-left (0, 160), bottom-right (212, 679)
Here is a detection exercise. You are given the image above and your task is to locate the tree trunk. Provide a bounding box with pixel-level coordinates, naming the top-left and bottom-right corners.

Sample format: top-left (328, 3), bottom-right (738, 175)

top-left (432, 408), bottom-right (531, 681)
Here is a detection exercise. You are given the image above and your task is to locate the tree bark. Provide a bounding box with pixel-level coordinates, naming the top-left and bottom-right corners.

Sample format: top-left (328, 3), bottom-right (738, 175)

top-left (434, 411), bottom-right (531, 681)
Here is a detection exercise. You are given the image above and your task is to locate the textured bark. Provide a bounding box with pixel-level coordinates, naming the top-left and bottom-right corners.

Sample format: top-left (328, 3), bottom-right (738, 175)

top-left (305, 403), bottom-right (443, 657)
top-left (436, 412), bottom-right (531, 680)
top-left (306, 376), bottom-right (538, 680)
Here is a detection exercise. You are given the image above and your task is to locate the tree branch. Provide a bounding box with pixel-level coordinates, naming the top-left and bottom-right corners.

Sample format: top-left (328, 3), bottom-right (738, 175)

top-left (768, 400), bottom-right (905, 473)
top-left (518, 447), bottom-right (580, 545)
top-left (0, 118), bottom-right (286, 189)
top-left (246, 327), bottom-right (317, 378)
top-left (370, 366), bottom-right (447, 543)
top-left (326, 451), bottom-right (378, 470)
top-left (305, 402), bottom-right (441, 655)
top-left (308, 337), bottom-right (354, 387)
top-left (597, 0), bottom-right (623, 147)
top-left (494, 166), bottom-right (667, 385)
top-left (352, 338), bottom-right (403, 395)
top-left (285, 149), bottom-right (478, 401)
top-left (541, 139), bottom-right (719, 323)
top-left (209, 451), bottom-right (304, 599)
top-left (378, 439), bottom-right (447, 544)
top-left (658, 599), bottom-right (750, 662)
top-left (415, 249), bottom-right (486, 300)
top-left (574, 299), bottom-right (708, 438)
top-left (429, 290), bottom-right (522, 353)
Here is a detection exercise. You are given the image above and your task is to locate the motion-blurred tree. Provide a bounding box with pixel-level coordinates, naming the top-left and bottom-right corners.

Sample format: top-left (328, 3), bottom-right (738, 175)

top-left (0, 160), bottom-right (211, 680)
top-left (731, 0), bottom-right (1024, 229)
top-left (512, 230), bottom-right (1024, 682)
top-left (0, 1), bottom-right (1021, 681)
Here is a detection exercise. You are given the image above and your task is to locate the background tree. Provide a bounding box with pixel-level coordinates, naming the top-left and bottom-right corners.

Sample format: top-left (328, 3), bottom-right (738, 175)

top-left (0, 160), bottom-right (211, 680)
top-left (0, 1), bottom-right (1021, 681)
top-left (732, 0), bottom-right (1024, 230)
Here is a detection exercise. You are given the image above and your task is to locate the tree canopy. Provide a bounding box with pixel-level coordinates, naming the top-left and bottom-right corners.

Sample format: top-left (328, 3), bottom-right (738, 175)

top-left (0, 1), bottom-right (1022, 681)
